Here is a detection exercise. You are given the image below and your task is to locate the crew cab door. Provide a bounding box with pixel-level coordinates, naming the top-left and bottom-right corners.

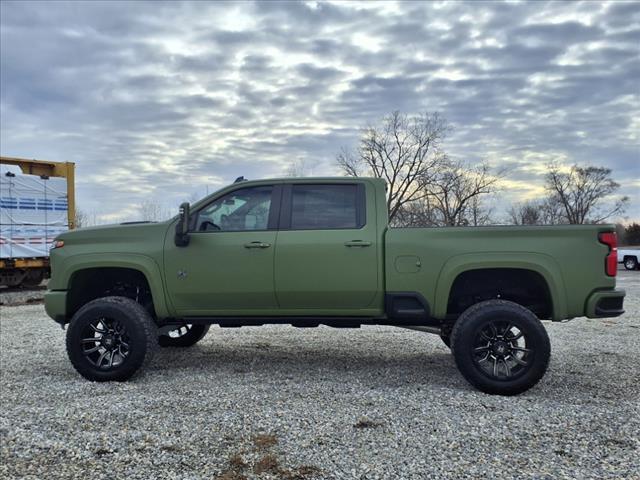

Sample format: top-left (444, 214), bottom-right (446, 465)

top-left (274, 183), bottom-right (379, 310)
top-left (164, 184), bottom-right (280, 315)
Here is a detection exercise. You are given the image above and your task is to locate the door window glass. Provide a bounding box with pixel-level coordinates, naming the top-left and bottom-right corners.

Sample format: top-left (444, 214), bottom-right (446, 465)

top-left (290, 184), bottom-right (360, 229)
top-left (197, 186), bottom-right (273, 231)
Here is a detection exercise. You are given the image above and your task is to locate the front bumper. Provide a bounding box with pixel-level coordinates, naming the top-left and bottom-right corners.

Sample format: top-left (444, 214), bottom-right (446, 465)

top-left (585, 288), bottom-right (625, 318)
top-left (44, 290), bottom-right (68, 325)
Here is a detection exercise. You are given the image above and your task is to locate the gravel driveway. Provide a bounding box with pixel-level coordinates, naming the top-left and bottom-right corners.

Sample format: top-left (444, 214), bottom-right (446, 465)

top-left (1, 272), bottom-right (638, 480)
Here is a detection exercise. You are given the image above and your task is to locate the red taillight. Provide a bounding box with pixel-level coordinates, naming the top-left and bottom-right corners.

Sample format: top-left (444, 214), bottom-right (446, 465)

top-left (598, 232), bottom-right (617, 277)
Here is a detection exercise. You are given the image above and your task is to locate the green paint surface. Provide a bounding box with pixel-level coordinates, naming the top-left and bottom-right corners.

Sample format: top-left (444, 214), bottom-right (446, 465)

top-left (46, 177), bottom-right (622, 322)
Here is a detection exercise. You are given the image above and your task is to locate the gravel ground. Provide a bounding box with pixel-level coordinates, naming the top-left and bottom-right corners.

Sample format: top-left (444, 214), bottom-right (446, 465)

top-left (1, 272), bottom-right (638, 480)
top-left (0, 286), bottom-right (46, 307)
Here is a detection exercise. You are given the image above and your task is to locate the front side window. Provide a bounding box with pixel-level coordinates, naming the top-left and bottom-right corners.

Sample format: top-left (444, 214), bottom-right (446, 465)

top-left (290, 184), bottom-right (361, 230)
top-left (196, 186), bottom-right (273, 232)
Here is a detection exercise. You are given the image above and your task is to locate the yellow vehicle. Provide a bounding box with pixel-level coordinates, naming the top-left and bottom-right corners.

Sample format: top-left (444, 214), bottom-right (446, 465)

top-left (0, 156), bottom-right (75, 287)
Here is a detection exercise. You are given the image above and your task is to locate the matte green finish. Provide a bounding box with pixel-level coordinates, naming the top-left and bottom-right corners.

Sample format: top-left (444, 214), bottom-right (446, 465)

top-left (585, 288), bottom-right (626, 318)
top-left (45, 176), bottom-right (623, 324)
top-left (164, 230), bottom-right (279, 314)
top-left (44, 290), bottom-right (67, 323)
top-left (274, 179), bottom-right (381, 312)
top-left (385, 224), bottom-right (617, 320)
top-left (46, 223), bottom-right (172, 318)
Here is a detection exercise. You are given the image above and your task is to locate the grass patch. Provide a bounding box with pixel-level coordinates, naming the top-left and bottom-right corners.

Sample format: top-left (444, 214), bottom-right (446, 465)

top-left (254, 453), bottom-right (280, 474)
top-left (353, 417), bottom-right (384, 429)
top-left (253, 433), bottom-right (278, 449)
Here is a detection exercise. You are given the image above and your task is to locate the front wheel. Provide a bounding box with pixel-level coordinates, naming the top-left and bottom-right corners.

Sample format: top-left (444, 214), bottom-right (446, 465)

top-left (159, 324), bottom-right (210, 347)
top-left (624, 256), bottom-right (638, 270)
top-left (66, 296), bottom-right (158, 381)
top-left (451, 300), bottom-right (550, 396)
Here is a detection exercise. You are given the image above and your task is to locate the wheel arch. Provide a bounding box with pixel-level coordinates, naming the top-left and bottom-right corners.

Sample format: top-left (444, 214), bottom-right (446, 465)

top-left (434, 253), bottom-right (567, 321)
top-left (60, 254), bottom-right (171, 320)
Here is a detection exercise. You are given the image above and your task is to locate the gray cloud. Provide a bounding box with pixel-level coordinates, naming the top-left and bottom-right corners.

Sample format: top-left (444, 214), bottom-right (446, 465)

top-left (1, 0), bottom-right (638, 222)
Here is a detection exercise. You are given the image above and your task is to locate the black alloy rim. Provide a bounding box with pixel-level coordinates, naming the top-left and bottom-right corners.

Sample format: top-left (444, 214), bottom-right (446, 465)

top-left (472, 319), bottom-right (533, 380)
top-left (81, 318), bottom-right (130, 370)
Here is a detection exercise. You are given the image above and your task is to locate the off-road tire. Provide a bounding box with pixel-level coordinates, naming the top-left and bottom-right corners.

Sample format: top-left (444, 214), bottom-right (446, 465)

top-left (451, 299), bottom-right (550, 396)
top-left (159, 324), bottom-right (210, 347)
top-left (66, 296), bottom-right (158, 381)
top-left (440, 334), bottom-right (452, 349)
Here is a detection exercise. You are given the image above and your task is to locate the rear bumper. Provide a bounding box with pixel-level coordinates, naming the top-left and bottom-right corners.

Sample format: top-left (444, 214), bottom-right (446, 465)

top-left (44, 290), bottom-right (68, 325)
top-left (585, 289), bottom-right (625, 318)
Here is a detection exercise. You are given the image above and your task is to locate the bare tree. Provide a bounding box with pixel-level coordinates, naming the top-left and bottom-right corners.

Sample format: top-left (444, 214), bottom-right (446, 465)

top-left (73, 208), bottom-right (100, 228)
top-left (624, 222), bottom-right (640, 245)
top-left (285, 158), bottom-right (313, 177)
top-left (468, 194), bottom-right (495, 227)
top-left (423, 160), bottom-right (499, 226)
top-left (546, 163), bottom-right (628, 224)
top-left (508, 200), bottom-right (544, 225)
top-left (393, 161), bottom-right (497, 227)
top-left (139, 200), bottom-right (169, 222)
top-left (337, 111), bottom-right (449, 222)
top-left (393, 197), bottom-right (438, 227)
top-left (74, 208), bottom-right (88, 228)
top-left (507, 197), bottom-right (568, 225)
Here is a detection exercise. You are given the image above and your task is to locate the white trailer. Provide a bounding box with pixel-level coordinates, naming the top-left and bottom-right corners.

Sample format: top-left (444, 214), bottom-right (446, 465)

top-left (1, 157), bottom-right (75, 287)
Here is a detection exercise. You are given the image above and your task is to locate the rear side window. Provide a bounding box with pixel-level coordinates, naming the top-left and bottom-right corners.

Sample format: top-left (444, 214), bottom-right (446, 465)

top-left (289, 184), bottom-right (364, 230)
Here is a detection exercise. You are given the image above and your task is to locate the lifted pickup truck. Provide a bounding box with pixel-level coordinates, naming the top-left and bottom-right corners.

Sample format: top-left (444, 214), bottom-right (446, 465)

top-left (45, 177), bottom-right (625, 395)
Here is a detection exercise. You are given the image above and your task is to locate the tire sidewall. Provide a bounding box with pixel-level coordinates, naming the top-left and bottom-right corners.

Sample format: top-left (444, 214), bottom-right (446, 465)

top-left (66, 298), bottom-right (152, 381)
top-left (452, 301), bottom-right (550, 396)
top-left (439, 333), bottom-right (452, 349)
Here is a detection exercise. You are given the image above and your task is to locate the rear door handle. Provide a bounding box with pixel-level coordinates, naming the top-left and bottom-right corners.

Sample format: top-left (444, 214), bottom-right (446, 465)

top-left (344, 240), bottom-right (372, 247)
top-left (244, 241), bottom-right (271, 249)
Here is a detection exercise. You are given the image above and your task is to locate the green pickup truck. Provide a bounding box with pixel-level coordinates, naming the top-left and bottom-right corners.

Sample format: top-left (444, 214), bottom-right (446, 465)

top-left (45, 177), bottom-right (625, 395)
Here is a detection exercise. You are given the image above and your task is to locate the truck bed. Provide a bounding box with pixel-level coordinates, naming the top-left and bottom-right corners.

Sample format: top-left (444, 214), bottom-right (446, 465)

top-left (385, 224), bottom-right (616, 320)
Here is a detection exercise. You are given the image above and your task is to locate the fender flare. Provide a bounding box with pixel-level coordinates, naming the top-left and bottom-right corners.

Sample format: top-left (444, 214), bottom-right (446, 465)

top-left (60, 253), bottom-right (171, 319)
top-left (434, 252), bottom-right (568, 321)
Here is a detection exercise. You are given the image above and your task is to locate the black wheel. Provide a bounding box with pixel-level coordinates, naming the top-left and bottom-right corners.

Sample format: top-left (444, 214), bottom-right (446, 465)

top-left (66, 296), bottom-right (158, 381)
top-left (159, 324), bottom-right (210, 347)
top-left (440, 334), bottom-right (452, 349)
top-left (451, 299), bottom-right (550, 396)
top-left (624, 256), bottom-right (638, 270)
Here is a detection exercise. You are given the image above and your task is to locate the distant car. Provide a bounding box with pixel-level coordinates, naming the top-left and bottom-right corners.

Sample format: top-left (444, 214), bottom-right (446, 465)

top-left (618, 248), bottom-right (640, 270)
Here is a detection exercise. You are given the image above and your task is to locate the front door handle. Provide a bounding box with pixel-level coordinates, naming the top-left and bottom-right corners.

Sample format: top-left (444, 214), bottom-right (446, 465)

top-left (344, 240), bottom-right (372, 247)
top-left (244, 241), bottom-right (271, 249)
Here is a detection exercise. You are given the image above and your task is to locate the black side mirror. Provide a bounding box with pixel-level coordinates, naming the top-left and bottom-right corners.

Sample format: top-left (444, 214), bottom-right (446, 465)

top-left (174, 202), bottom-right (191, 247)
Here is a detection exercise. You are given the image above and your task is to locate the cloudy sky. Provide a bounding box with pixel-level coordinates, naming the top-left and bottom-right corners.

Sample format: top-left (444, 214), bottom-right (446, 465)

top-left (1, 0), bottom-right (639, 223)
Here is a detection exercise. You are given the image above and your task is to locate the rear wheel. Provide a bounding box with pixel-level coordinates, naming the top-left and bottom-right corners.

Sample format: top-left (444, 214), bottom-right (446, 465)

top-left (624, 256), bottom-right (638, 270)
top-left (66, 296), bottom-right (158, 381)
top-left (451, 299), bottom-right (550, 396)
top-left (159, 324), bottom-right (210, 347)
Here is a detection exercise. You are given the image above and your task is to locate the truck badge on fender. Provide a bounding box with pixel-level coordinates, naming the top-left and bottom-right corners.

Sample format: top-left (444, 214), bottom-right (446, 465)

top-left (177, 270), bottom-right (187, 279)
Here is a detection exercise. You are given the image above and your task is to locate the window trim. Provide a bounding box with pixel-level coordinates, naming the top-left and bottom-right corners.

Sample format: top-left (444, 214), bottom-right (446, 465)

top-left (279, 183), bottom-right (366, 231)
top-left (189, 184), bottom-right (282, 233)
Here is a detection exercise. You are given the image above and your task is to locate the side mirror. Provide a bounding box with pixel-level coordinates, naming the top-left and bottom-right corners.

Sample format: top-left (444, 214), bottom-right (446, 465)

top-left (174, 202), bottom-right (191, 247)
